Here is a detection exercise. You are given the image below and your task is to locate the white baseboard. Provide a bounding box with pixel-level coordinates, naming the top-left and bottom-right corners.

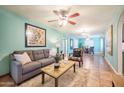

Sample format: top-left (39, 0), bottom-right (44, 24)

top-left (104, 57), bottom-right (121, 75)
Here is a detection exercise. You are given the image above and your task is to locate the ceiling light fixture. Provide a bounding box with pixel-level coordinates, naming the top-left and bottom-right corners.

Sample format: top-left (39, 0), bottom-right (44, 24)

top-left (81, 29), bottom-right (90, 38)
top-left (58, 16), bottom-right (68, 27)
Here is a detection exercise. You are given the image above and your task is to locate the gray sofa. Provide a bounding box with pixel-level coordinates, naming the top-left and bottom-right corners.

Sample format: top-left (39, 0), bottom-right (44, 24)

top-left (10, 49), bottom-right (56, 84)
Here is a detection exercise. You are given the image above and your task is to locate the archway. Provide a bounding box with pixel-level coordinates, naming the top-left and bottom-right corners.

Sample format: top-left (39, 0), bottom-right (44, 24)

top-left (118, 10), bottom-right (124, 75)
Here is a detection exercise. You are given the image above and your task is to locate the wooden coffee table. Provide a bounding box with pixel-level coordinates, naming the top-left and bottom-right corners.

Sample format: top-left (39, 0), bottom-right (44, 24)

top-left (41, 60), bottom-right (76, 87)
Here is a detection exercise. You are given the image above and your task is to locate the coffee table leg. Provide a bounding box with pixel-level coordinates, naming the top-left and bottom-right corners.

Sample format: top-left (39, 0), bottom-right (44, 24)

top-left (42, 72), bottom-right (45, 84)
top-left (112, 81), bottom-right (115, 87)
top-left (55, 78), bottom-right (58, 87)
top-left (73, 64), bottom-right (76, 73)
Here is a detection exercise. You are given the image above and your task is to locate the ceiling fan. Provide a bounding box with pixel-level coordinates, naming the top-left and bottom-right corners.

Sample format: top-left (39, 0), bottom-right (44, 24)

top-left (48, 8), bottom-right (80, 26)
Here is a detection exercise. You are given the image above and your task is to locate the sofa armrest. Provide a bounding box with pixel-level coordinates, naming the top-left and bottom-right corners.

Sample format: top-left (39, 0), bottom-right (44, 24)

top-left (112, 74), bottom-right (124, 87)
top-left (10, 61), bottom-right (23, 84)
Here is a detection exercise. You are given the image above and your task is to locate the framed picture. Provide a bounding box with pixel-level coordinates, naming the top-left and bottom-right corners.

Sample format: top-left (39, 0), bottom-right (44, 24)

top-left (25, 23), bottom-right (46, 47)
top-left (106, 24), bottom-right (113, 55)
top-left (70, 38), bottom-right (74, 50)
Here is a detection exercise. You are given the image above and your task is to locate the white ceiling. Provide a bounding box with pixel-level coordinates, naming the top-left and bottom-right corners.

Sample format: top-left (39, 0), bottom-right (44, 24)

top-left (2, 5), bottom-right (122, 36)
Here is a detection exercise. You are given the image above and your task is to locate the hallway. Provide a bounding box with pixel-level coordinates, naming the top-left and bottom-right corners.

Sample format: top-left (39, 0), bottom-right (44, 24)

top-left (83, 54), bottom-right (112, 86)
top-left (0, 54), bottom-right (113, 87)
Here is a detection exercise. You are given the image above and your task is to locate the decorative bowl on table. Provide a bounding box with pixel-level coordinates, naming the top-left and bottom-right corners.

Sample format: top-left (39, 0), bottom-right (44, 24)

top-left (54, 62), bottom-right (60, 69)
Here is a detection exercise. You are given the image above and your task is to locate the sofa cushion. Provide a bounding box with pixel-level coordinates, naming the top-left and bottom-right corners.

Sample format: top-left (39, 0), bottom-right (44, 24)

top-left (22, 62), bottom-right (41, 74)
top-left (44, 49), bottom-right (49, 58)
top-left (37, 57), bottom-right (55, 67)
top-left (13, 50), bottom-right (34, 61)
top-left (33, 50), bottom-right (45, 60)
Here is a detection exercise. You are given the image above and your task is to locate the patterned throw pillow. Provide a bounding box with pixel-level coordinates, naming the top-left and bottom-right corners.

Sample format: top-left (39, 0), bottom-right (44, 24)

top-left (14, 52), bottom-right (31, 65)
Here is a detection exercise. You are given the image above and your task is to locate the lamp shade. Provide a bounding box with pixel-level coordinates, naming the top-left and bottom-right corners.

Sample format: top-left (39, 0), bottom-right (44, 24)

top-left (56, 43), bottom-right (61, 47)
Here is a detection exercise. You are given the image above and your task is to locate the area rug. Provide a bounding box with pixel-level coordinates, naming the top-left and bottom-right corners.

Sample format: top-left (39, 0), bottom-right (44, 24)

top-left (19, 67), bottom-right (89, 87)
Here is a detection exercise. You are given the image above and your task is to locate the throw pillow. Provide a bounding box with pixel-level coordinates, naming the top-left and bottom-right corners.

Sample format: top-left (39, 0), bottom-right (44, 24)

top-left (14, 52), bottom-right (31, 65)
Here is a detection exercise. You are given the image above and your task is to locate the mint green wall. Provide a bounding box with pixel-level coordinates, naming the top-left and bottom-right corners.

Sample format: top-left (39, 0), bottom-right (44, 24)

top-left (78, 38), bottom-right (85, 48)
top-left (0, 8), bottom-right (62, 76)
top-left (105, 6), bottom-right (124, 71)
top-left (91, 37), bottom-right (101, 53)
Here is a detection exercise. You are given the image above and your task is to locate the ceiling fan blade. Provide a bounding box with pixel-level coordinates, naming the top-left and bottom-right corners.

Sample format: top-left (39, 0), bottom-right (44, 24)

top-left (59, 8), bottom-right (71, 17)
top-left (68, 20), bottom-right (76, 25)
top-left (69, 13), bottom-right (80, 18)
top-left (48, 20), bottom-right (58, 22)
top-left (59, 9), bottom-right (67, 16)
top-left (53, 10), bottom-right (59, 16)
top-left (67, 7), bottom-right (71, 13)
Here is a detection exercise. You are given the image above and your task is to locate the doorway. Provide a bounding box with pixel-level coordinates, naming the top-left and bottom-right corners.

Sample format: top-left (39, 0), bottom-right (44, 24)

top-left (62, 39), bottom-right (68, 56)
top-left (118, 10), bottom-right (124, 75)
top-left (100, 37), bottom-right (105, 56)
